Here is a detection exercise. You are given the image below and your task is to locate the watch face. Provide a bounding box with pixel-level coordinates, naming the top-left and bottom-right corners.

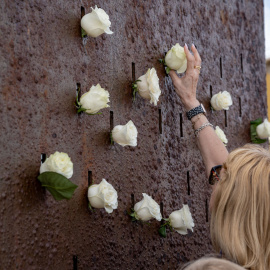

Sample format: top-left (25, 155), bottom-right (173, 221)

top-left (201, 104), bottom-right (206, 113)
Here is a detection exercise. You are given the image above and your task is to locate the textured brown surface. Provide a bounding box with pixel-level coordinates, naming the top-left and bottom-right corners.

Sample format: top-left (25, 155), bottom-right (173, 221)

top-left (0, 0), bottom-right (267, 269)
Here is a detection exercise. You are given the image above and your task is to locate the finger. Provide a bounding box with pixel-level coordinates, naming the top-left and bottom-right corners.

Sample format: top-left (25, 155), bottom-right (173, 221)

top-left (169, 70), bottom-right (179, 84)
top-left (191, 44), bottom-right (202, 65)
top-left (184, 44), bottom-right (195, 73)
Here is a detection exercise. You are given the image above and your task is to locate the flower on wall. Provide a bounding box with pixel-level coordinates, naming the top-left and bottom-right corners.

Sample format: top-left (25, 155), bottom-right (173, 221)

top-left (215, 126), bottom-right (228, 145)
top-left (81, 5), bottom-right (113, 38)
top-left (111, 120), bottom-right (138, 147)
top-left (132, 68), bottom-right (161, 106)
top-left (38, 152), bottom-right (77, 200)
top-left (159, 204), bottom-right (194, 238)
top-left (88, 179), bottom-right (118, 213)
top-left (210, 91), bottom-right (233, 111)
top-left (75, 84), bottom-right (110, 115)
top-left (250, 118), bottom-right (270, 143)
top-left (129, 193), bottom-right (162, 222)
top-left (159, 43), bottom-right (187, 74)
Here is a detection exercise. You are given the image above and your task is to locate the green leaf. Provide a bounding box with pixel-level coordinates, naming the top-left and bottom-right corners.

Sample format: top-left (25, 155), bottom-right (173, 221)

top-left (85, 112), bottom-right (102, 115)
top-left (131, 82), bottom-right (138, 101)
top-left (88, 202), bottom-right (94, 212)
top-left (110, 132), bottom-right (114, 145)
top-left (75, 87), bottom-right (82, 110)
top-left (158, 226), bottom-right (167, 238)
top-left (81, 27), bottom-right (87, 38)
top-left (77, 107), bottom-right (86, 114)
top-left (250, 118), bottom-right (263, 125)
top-left (165, 67), bottom-right (171, 74)
top-left (38, 172), bottom-right (78, 201)
top-left (158, 59), bottom-right (165, 64)
top-left (250, 118), bottom-right (268, 144)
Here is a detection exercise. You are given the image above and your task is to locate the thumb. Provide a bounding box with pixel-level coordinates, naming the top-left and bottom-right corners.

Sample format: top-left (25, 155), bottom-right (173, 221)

top-left (169, 70), bottom-right (179, 84)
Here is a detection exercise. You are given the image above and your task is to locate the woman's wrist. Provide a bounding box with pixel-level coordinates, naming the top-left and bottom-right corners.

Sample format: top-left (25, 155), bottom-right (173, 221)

top-left (183, 99), bottom-right (200, 111)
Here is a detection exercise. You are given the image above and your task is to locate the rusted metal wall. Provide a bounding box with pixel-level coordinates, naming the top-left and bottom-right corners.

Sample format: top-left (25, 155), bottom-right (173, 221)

top-left (0, 0), bottom-right (267, 269)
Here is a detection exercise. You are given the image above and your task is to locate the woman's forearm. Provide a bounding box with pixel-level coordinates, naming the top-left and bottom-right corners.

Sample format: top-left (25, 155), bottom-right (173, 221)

top-left (191, 113), bottom-right (229, 176)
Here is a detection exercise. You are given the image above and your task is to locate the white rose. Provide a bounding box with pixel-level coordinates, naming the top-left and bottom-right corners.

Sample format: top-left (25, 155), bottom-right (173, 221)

top-left (88, 179), bottom-right (118, 214)
top-left (210, 91), bottom-right (233, 111)
top-left (165, 43), bottom-right (187, 73)
top-left (111, 120), bottom-right (138, 147)
top-left (80, 84), bottom-right (110, 114)
top-left (215, 126), bottom-right (228, 145)
top-left (256, 119), bottom-right (270, 139)
top-left (40, 152), bottom-right (73, 179)
top-left (169, 204), bottom-right (194, 235)
top-left (134, 193), bottom-right (162, 221)
top-left (81, 6), bottom-right (113, 38)
top-left (136, 68), bottom-right (161, 106)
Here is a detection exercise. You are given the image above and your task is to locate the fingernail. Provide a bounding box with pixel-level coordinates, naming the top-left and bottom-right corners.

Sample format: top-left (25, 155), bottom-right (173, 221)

top-left (185, 43), bottom-right (188, 48)
top-left (192, 43), bottom-right (195, 48)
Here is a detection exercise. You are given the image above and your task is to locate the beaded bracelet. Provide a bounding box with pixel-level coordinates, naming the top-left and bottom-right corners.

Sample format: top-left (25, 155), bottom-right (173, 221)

top-left (191, 113), bottom-right (204, 128)
top-left (194, 122), bottom-right (214, 137)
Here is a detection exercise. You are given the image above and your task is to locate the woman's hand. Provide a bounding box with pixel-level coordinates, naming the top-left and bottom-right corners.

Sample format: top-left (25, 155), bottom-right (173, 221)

top-left (169, 44), bottom-right (202, 111)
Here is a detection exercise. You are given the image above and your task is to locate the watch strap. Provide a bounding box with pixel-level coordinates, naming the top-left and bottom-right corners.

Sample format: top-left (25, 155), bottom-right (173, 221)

top-left (186, 104), bottom-right (206, 120)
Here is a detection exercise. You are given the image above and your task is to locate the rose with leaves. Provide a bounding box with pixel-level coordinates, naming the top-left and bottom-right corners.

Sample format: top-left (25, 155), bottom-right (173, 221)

top-left (38, 152), bottom-right (77, 200)
top-left (256, 119), bottom-right (270, 139)
top-left (250, 118), bottom-right (270, 144)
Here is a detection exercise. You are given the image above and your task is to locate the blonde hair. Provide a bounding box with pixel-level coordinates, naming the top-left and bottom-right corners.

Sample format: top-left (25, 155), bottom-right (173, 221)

top-left (210, 144), bottom-right (270, 270)
top-left (182, 257), bottom-right (245, 270)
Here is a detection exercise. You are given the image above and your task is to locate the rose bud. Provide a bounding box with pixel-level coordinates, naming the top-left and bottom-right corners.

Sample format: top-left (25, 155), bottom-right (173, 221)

top-left (256, 119), bottom-right (270, 139)
top-left (81, 6), bottom-right (113, 38)
top-left (80, 84), bottom-right (110, 114)
top-left (134, 193), bottom-right (162, 222)
top-left (136, 68), bottom-right (161, 106)
top-left (165, 43), bottom-right (187, 73)
top-left (210, 91), bottom-right (233, 111)
top-left (111, 120), bottom-right (138, 147)
top-left (215, 126), bottom-right (228, 145)
top-left (88, 179), bottom-right (118, 214)
top-left (40, 152), bottom-right (73, 179)
top-left (169, 204), bottom-right (194, 235)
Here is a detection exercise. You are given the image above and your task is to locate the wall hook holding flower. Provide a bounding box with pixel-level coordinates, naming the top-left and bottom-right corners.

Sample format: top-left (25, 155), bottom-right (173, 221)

top-left (38, 152), bottom-right (78, 200)
top-left (210, 91), bottom-right (233, 111)
top-left (80, 5), bottom-right (113, 38)
top-left (87, 179), bottom-right (118, 213)
top-left (158, 204), bottom-right (195, 238)
top-left (132, 68), bottom-right (161, 106)
top-left (215, 126), bottom-right (228, 145)
top-left (131, 79), bottom-right (141, 101)
top-left (128, 193), bottom-right (162, 222)
top-left (75, 84), bottom-right (110, 115)
top-left (111, 120), bottom-right (138, 147)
